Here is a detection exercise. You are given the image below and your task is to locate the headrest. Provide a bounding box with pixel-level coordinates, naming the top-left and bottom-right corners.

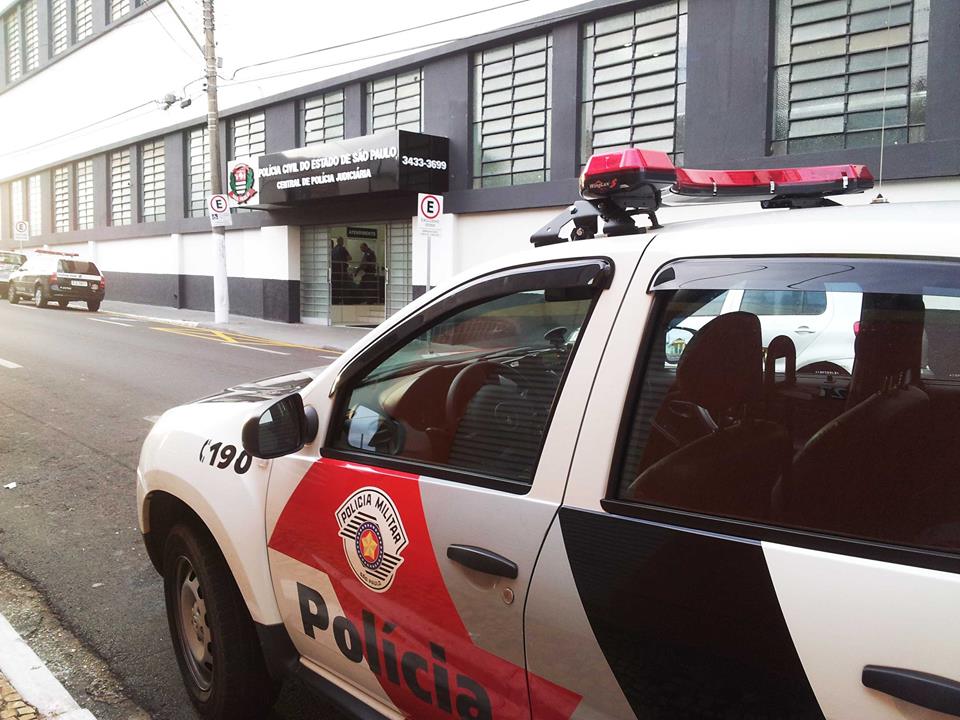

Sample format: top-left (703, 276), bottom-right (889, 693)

top-left (925, 309), bottom-right (960, 379)
top-left (849, 294), bottom-right (925, 404)
top-left (676, 311), bottom-right (762, 417)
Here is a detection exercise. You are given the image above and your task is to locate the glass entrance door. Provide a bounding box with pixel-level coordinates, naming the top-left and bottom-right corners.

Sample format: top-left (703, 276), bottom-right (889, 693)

top-left (301, 222), bottom-right (411, 326)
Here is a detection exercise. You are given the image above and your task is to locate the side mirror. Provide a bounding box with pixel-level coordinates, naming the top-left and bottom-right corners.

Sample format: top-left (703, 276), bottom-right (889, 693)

top-left (241, 393), bottom-right (320, 459)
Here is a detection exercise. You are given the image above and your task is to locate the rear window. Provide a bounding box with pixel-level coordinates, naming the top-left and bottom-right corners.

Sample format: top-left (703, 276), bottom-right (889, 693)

top-left (58, 260), bottom-right (100, 275)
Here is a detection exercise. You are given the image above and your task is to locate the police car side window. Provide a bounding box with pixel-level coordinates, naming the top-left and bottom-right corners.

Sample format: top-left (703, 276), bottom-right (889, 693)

top-left (330, 289), bottom-right (593, 488)
top-left (617, 263), bottom-right (960, 554)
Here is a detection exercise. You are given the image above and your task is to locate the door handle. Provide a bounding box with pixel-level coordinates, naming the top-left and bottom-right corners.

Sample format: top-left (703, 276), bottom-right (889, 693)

top-left (446, 545), bottom-right (518, 579)
top-left (794, 325), bottom-right (816, 334)
top-left (863, 665), bottom-right (960, 717)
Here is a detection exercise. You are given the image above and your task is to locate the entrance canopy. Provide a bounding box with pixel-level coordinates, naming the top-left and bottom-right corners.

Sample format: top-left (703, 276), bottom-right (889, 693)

top-left (241, 130), bottom-right (448, 208)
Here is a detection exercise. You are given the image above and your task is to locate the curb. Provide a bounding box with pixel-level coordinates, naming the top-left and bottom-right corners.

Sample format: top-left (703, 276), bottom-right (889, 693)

top-left (101, 311), bottom-right (200, 328)
top-left (0, 611), bottom-right (96, 720)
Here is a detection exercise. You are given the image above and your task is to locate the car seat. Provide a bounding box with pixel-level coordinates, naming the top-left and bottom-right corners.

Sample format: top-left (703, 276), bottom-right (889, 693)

top-left (776, 294), bottom-right (930, 540)
top-left (628, 312), bottom-right (791, 520)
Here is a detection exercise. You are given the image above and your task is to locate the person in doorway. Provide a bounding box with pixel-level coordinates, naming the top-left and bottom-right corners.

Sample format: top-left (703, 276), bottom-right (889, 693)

top-left (331, 237), bottom-right (352, 305)
top-left (355, 242), bottom-right (379, 304)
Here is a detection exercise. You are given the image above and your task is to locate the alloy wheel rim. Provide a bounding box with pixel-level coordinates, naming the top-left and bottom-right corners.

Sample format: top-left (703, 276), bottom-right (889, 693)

top-left (174, 556), bottom-right (214, 693)
top-left (34, 288), bottom-right (41, 306)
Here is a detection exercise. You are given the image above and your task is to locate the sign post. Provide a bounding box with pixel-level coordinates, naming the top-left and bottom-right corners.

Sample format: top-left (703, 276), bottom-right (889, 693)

top-left (208, 194), bottom-right (233, 228)
top-left (13, 221), bottom-right (29, 250)
top-left (417, 193), bottom-right (442, 291)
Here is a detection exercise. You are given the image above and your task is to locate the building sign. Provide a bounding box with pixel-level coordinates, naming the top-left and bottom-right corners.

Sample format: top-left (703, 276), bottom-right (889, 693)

top-left (347, 226), bottom-right (379, 239)
top-left (256, 130), bottom-right (448, 205)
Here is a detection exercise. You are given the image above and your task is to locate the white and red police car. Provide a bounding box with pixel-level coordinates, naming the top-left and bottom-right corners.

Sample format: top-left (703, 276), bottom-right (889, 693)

top-left (138, 148), bottom-right (960, 720)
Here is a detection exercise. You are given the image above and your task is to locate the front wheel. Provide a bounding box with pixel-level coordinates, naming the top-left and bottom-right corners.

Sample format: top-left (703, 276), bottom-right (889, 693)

top-left (33, 285), bottom-right (47, 308)
top-left (8, 285), bottom-right (18, 304)
top-left (86, 299), bottom-right (100, 312)
top-left (162, 524), bottom-right (276, 720)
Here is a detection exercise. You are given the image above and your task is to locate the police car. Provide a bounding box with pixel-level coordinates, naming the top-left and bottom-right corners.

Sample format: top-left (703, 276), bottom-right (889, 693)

top-left (137, 148), bottom-right (960, 720)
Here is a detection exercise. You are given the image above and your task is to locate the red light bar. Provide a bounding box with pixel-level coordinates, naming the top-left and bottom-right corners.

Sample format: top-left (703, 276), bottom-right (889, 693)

top-left (673, 164), bottom-right (874, 197)
top-left (580, 148), bottom-right (677, 201)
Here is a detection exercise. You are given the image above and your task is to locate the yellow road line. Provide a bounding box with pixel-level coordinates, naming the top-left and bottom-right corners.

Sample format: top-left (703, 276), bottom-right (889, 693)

top-left (149, 326), bottom-right (342, 356)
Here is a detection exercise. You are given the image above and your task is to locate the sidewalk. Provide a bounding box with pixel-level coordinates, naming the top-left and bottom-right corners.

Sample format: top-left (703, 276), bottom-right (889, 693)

top-left (1, 671), bottom-right (40, 719)
top-left (100, 300), bottom-right (371, 352)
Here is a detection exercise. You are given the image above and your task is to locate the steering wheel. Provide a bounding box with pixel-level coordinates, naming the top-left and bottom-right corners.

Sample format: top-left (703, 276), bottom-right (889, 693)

top-left (445, 361), bottom-right (525, 430)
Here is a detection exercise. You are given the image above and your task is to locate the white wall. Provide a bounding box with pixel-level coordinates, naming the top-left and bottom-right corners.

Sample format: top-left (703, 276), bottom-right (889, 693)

top-left (27, 225), bottom-right (299, 280)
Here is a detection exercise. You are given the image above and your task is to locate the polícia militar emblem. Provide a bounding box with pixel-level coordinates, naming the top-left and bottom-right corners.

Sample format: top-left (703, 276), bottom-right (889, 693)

top-left (228, 162), bottom-right (257, 204)
top-left (336, 487), bottom-right (408, 592)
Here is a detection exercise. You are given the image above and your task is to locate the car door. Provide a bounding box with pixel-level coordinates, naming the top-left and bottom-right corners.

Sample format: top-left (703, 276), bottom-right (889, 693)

top-left (264, 255), bottom-right (633, 719)
top-left (526, 250), bottom-right (960, 720)
top-left (737, 288), bottom-right (834, 358)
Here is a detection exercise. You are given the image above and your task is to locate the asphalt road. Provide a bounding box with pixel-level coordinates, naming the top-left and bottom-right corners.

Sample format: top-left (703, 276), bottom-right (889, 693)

top-left (0, 298), bottom-right (347, 720)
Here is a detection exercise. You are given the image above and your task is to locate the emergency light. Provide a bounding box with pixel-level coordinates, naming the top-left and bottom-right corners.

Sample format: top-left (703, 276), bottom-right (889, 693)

top-left (673, 164), bottom-right (874, 198)
top-left (530, 148), bottom-right (876, 246)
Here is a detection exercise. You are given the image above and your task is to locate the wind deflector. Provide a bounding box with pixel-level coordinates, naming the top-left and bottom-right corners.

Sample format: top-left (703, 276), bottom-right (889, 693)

top-left (650, 257), bottom-right (960, 296)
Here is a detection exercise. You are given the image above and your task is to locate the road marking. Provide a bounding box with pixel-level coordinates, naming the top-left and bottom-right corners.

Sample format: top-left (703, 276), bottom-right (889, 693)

top-left (88, 318), bottom-right (131, 327)
top-left (0, 358), bottom-right (21, 369)
top-left (221, 343), bottom-right (290, 356)
top-left (0, 611), bottom-right (97, 720)
top-left (149, 325), bottom-right (341, 356)
top-left (143, 416), bottom-right (160, 424)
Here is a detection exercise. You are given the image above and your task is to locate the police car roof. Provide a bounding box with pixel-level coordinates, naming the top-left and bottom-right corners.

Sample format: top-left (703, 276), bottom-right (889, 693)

top-left (531, 199), bottom-right (960, 263)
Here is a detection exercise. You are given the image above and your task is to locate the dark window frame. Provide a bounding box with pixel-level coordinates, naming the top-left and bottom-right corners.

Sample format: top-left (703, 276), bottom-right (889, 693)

top-left (603, 253), bottom-right (960, 575)
top-left (323, 257), bottom-right (614, 496)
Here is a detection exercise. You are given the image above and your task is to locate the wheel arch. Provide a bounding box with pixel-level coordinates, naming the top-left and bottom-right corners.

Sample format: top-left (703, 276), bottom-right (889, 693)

top-left (141, 485), bottom-right (282, 626)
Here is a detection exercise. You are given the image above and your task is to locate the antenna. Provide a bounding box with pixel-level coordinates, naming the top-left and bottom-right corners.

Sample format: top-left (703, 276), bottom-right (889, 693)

top-left (871, 0), bottom-right (894, 204)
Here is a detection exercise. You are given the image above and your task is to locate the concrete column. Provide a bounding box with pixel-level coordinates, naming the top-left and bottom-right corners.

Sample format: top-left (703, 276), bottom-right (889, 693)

top-left (265, 100), bottom-right (297, 151)
top-left (39, 169), bottom-right (53, 235)
top-left (550, 21), bottom-right (581, 182)
top-left (925, 2), bottom-right (960, 143)
top-left (0, 184), bottom-right (10, 243)
top-left (92, 154), bottom-right (108, 228)
top-left (92, 0), bottom-right (106, 34)
top-left (344, 82), bottom-right (363, 138)
top-left (684, 0), bottom-right (771, 166)
top-left (164, 132), bottom-right (185, 220)
top-left (37, 0), bottom-right (51, 65)
top-left (128, 143), bottom-right (141, 223)
top-left (423, 54), bottom-right (470, 192)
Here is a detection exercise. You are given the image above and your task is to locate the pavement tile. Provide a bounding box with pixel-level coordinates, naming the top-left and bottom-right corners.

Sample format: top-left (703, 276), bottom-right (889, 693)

top-left (0, 673), bottom-right (39, 720)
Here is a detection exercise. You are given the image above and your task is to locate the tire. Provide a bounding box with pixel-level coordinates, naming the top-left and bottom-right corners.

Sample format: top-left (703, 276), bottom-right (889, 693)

top-left (86, 299), bottom-right (100, 312)
top-left (8, 284), bottom-right (18, 304)
top-left (162, 524), bottom-right (276, 720)
top-left (58, 299), bottom-right (69, 309)
top-left (33, 285), bottom-right (47, 308)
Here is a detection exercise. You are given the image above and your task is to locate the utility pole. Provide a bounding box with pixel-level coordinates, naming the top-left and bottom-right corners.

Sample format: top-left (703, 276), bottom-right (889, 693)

top-left (203, 0), bottom-right (229, 323)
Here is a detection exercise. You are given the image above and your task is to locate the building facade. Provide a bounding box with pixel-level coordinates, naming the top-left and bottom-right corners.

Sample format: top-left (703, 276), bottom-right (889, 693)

top-left (1, 0), bottom-right (957, 325)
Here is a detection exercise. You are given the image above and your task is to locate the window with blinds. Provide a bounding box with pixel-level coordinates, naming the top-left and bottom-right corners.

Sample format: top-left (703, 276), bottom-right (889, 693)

top-left (231, 112), bottom-right (266, 158)
top-left (109, 0), bottom-right (130, 22)
top-left (187, 127), bottom-right (209, 217)
top-left (141, 139), bottom-right (165, 223)
top-left (4, 9), bottom-right (22, 82)
top-left (302, 89), bottom-right (345, 146)
top-left (366, 70), bottom-right (422, 133)
top-left (22, 0), bottom-right (38, 72)
top-left (581, 1), bottom-right (688, 164)
top-left (110, 150), bottom-right (132, 226)
top-left (28, 175), bottom-right (41, 235)
top-left (771, 0), bottom-right (930, 154)
top-left (76, 160), bottom-right (94, 230)
top-left (51, 0), bottom-right (69, 55)
top-left (75, 0), bottom-right (92, 41)
top-left (472, 35), bottom-right (552, 188)
top-left (53, 166), bottom-right (71, 233)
